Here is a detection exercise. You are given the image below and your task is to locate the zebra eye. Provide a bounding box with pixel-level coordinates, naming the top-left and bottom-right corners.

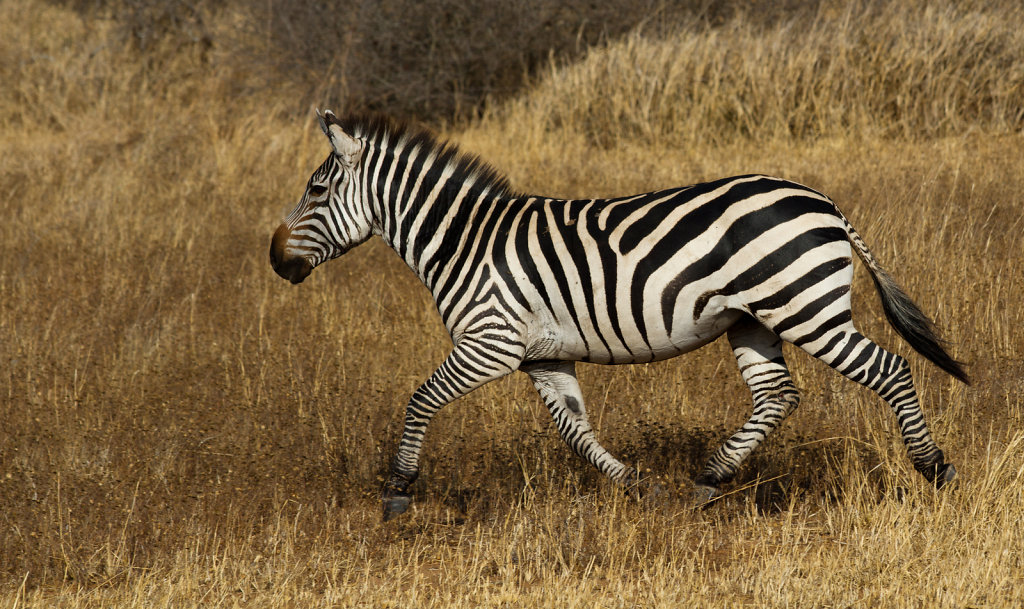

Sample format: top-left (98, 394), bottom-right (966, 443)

top-left (308, 184), bottom-right (328, 197)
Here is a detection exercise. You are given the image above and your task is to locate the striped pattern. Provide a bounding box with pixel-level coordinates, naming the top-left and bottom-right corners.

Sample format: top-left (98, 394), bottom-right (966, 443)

top-left (270, 112), bottom-right (966, 517)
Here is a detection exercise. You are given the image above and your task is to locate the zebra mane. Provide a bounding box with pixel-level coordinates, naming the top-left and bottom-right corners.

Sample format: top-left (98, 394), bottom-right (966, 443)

top-left (333, 113), bottom-right (518, 199)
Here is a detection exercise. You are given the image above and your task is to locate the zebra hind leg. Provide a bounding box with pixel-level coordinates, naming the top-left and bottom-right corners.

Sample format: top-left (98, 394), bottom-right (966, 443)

top-left (523, 361), bottom-right (644, 491)
top-left (785, 324), bottom-right (956, 488)
top-left (694, 318), bottom-right (801, 503)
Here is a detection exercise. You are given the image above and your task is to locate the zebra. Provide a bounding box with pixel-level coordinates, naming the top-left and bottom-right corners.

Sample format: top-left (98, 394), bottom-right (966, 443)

top-left (270, 110), bottom-right (968, 520)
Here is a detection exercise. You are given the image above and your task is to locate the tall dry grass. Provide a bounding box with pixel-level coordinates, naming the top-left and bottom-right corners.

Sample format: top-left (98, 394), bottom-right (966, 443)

top-left (2, 0), bottom-right (1023, 606)
top-left (484, 1), bottom-right (1024, 147)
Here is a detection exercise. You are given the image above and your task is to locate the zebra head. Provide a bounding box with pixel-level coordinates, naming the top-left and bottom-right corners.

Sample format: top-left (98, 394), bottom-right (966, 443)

top-left (270, 109), bottom-right (370, 284)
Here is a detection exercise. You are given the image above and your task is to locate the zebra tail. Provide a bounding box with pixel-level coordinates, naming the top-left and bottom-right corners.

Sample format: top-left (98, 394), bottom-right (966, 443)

top-left (838, 209), bottom-right (970, 385)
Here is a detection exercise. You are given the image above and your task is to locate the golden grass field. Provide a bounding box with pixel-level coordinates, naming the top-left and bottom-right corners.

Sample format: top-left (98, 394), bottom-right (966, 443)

top-left (2, 0), bottom-right (1024, 606)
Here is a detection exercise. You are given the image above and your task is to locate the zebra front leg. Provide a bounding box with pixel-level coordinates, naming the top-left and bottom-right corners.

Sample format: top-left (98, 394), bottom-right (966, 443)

top-left (695, 319), bottom-right (801, 502)
top-left (522, 361), bottom-right (638, 487)
top-left (383, 338), bottom-right (522, 521)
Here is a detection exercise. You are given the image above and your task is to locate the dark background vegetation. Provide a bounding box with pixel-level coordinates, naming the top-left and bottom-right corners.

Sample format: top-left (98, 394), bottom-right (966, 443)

top-left (57, 0), bottom-right (829, 122)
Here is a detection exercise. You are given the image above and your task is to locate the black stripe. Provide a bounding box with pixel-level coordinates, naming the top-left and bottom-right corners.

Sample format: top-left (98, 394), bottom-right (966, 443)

top-left (422, 187), bottom-right (485, 288)
top-left (384, 139), bottom-right (420, 247)
top-left (615, 187), bottom-right (696, 253)
top-left (364, 140), bottom-right (395, 242)
top-left (772, 284), bottom-right (852, 336)
top-left (684, 225), bottom-right (848, 331)
top-left (823, 331), bottom-right (864, 366)
top-left (512, 202), bottom-right (555, 318)
top-left (631, 177), bottom-right (785, 337)
top-left (838, 341), bottom-right (876, 376)
top-left (436, 199), bottom-right (510, 320)
top-left (546, 201), bottom-right (615, 358)
top-left (746, 256), bottom-right (851, 314)
top-left (789, 309), bottom-right (853, 347)
top-left (394, 146), bottom-right (437, 261)
top-left (426, 189), bottom-right (493, 292)
top-left (533, 204), bottom-right (591, 352)
top-left (404, 151), bottom-right (457, 265)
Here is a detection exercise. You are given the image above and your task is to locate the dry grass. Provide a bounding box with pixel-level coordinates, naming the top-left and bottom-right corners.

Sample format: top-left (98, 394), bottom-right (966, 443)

top-left (483, 1), bottom-right (1024, 146)
top-left (2, 0), bottom-right (1023, 606)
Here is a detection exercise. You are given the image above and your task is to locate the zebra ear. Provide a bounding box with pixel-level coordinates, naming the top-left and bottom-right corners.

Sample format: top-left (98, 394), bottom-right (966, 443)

top-left (315, 108), bottom-right (336, 136)
top-left (316, 108), bottom-right (363, 168)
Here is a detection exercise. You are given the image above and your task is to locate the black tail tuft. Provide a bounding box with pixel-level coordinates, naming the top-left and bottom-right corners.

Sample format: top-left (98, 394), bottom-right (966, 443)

top-left (829, 196), bottom-right (968, 384)
top-left (870, 269), bottom-right (970, 384)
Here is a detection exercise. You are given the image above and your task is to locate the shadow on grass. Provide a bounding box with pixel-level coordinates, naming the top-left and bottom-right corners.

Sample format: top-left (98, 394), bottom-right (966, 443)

top-left (403, 419), bottom-right (894, 520)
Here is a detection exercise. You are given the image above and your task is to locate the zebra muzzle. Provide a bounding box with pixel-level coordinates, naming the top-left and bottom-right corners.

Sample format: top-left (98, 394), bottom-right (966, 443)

top-left (270, 224), bottom-right (313, 284)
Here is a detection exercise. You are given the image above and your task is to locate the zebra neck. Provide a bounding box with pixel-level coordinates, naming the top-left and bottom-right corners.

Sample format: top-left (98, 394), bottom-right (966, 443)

top-left (359, 123), bottom-right (518, 298)
top-left (384, 184), bottom-right (511, 294)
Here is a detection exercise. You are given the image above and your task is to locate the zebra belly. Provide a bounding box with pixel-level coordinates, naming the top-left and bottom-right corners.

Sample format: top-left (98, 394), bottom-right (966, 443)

top-left (524, 304), bottom-right (742, 365)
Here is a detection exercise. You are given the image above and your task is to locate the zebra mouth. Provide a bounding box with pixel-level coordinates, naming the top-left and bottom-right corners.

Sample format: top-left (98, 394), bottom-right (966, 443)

top-left (284, 262), bottom-right (312, 284)
top-left (271, 252), bottom-right (313, 284)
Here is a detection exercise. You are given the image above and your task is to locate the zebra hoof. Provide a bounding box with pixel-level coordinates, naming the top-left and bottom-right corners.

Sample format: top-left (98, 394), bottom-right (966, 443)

top-left (934, 463), bottom-right (957, 490)
top-left (692, 484), bottom-right (721, 508)
top-left (636, 479), bottom-right (668, 503)
top-left (382, 492), bottom-right (412, 521)
top-left (623, 470), bottom-right (666, 501)
top-left (642, 479), bottom-right (667, 500)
